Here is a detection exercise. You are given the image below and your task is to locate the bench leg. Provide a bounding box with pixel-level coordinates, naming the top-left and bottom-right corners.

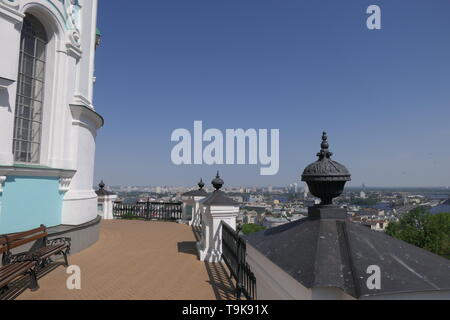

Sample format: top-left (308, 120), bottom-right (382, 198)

top-left (38, 259), bottom-right (46, 269)
top-left (62, 250), bottom-right (69, 267)
top-left (29, 269), bottom-right (39, 292)
top-left (0, 285), bottom-right (8, 294)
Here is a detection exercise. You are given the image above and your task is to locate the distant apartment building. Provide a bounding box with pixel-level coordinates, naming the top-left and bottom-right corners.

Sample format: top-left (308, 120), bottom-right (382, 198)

top-left (231, 196), bottom-right (244, 203)
top-left (248, 194), bottom-right (264, 203)
top-left (243, 210), bottom-right (259, 224)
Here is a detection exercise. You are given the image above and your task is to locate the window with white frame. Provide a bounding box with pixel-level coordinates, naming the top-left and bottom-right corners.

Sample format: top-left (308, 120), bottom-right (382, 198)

top-left (13, 14), bottom-right (48, 164)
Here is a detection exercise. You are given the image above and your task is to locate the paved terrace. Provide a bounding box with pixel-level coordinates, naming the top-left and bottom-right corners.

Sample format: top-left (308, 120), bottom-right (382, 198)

top-left (18, 220), bottom-right (235, 300)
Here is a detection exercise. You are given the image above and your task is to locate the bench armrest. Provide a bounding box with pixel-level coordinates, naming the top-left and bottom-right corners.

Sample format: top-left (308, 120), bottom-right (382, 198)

top-left (9, 252), bottom-right (34, 263)
top-left (46, 237), bottom-right (71, 248)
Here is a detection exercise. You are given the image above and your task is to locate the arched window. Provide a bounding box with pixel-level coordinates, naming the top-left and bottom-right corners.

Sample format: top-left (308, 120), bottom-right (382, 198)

top-left (13, 14), bottom-right (48, 164)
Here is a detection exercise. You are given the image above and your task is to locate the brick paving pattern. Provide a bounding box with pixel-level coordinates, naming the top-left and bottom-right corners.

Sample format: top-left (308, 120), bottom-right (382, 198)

top-left (18, 220), bottom-right (235, 300)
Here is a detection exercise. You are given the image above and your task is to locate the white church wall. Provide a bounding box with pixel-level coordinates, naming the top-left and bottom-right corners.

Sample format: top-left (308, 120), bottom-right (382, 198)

top-left (0, 0), bottom-right (102, 232)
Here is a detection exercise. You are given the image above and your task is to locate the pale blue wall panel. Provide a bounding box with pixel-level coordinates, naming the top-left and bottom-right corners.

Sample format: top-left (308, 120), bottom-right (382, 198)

top-left (0, 176), bottom-right (63, 234)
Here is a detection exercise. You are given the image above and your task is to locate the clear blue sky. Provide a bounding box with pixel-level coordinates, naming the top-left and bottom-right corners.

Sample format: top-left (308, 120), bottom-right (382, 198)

top-left (93, 0), bottom-right (450, 188)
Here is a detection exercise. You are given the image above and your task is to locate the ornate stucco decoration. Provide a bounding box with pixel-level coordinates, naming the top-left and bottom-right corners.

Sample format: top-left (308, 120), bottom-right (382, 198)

top-left (59, 177), bottom-right (72, 192)
top-left (63, 0), bottom-right (82, 48)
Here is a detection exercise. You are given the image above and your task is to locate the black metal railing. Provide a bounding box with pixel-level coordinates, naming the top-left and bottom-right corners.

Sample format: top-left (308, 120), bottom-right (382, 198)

top-left (113, 201), bottom-right (183, 221)
top-left (221, 222), bottom-right (256, 300)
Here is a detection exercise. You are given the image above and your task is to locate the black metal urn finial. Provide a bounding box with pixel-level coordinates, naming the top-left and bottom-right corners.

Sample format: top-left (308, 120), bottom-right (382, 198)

top-left (317, 131), bottom-right (333, 160)
top-left (301, 132), bottom-right (351, 206)
top-left (212, 171), bottom-right (224, 191)
top-left (198, 178), bottom-right (205, 190)
top-left (99, 180), bottom-right (105, 190)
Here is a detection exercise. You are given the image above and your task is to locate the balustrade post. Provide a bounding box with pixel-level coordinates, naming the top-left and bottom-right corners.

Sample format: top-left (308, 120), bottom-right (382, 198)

top-left (181, 179), bottom-right (208, 226)
top-left (197, 173), bottom-right (239, 263)
top-left (144, 200), bottom-right (149, 220)
top-left (96, 181), bottom-right (117, 220)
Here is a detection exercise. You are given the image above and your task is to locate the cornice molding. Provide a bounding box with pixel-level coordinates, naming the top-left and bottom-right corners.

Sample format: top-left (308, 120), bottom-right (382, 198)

top-left (70, 104), bottom-right (104, 130)
top-left (0, 165), bottom-right (76, 179)
top-left (0, 0), bottom-right (24, 24)
top-left (207, 205), bottom-right (240, 217)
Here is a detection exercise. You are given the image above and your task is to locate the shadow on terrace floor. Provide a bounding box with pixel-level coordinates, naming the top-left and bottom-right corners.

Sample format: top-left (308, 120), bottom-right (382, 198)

top-left (191, 226), bottom-right (236, 300)
top-left (204, 261), bottom-right (236, 300)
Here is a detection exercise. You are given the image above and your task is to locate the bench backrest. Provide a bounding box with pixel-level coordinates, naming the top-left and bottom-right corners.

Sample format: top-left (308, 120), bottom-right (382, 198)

top-left (0, 225), bottom-right (48, 255)
top-left (0, 237), bottom-right (7, 254)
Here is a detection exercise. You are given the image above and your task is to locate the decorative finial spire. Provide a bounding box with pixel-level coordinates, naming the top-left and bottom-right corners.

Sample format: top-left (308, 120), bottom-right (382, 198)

top-left (302, 132), bottom-right (351, 207)
top-left (99, 180), bottom-right (105, 190)
top-left (317, 131), bottom-right (333, 160)
top-left (211, 171), bottom-right (224, 191)
top-left (198, 178), bottom-right (205, 190)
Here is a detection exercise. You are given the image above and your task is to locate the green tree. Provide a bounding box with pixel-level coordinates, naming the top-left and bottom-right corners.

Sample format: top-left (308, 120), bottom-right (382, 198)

top-left (386, 207), bottom-right (450, 259)
top-left (423, 213), bottom-right (450, 259)
top-left (241, 224), bottom-right (266, 235)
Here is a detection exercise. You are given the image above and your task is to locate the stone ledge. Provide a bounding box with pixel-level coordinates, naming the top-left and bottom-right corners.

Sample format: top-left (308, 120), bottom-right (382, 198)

top-left (0, 164), bottom-right (76, 178)
top-left (47, 216), bottom-right (101, 255)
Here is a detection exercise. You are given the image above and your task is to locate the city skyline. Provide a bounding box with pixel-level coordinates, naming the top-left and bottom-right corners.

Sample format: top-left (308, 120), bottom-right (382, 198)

top-left (93, 0), bottom-right (450, 187)
top-left (102, 182), bottom-right (450, 191)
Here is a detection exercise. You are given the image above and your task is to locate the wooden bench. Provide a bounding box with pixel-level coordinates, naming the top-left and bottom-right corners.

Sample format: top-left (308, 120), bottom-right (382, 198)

top-left (1, 236), bottom-right (39, 294)
top-left (0, 225), bottom-right (71, 295)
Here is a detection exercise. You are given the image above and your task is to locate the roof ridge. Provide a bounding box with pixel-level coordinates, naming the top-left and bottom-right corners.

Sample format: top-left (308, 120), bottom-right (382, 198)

top-left (311, 220), bottom-right (356, 297)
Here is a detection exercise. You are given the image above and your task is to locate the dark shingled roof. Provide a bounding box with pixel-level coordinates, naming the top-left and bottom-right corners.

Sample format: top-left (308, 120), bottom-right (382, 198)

top-left (244, 217), bottom-right (450, 299)
top-left (200, 190), bottom-right (238, 206)
top-left (95, 188), bottom-right (115, 196)
top-left (182, 179), bottom-right (209, 197)
top-left (199, 173), bottom-right (238, 206)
